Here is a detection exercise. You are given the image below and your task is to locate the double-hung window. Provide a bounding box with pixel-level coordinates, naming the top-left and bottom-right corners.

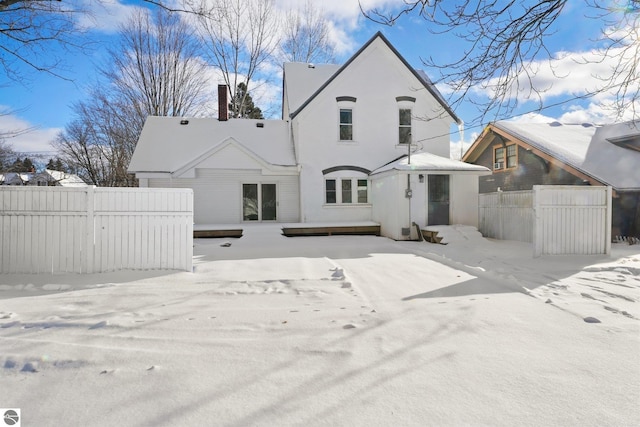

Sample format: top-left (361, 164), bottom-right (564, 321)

top-left (506, 144), bottom-right (517, 168)
top-left (337, 96), bottom-right (356, 142)
top-left (494, 144), bottom-right (517, 170)
top-left (339, 109), bottom-right (353, 141)
top-left (399, 108), bottom-right (412, 145)
top-left (396, 96), bottom-right (416, 146)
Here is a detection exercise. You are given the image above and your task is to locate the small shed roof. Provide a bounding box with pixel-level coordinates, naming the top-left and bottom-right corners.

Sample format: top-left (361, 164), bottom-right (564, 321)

top-left (371, 152), bottom-right (491, 176)
top-left (128, 116), bottom-right (295, 173)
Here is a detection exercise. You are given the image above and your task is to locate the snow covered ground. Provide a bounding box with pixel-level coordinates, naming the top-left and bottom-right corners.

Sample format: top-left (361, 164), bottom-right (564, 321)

top-left (1, 225), bottom-right (639, 426)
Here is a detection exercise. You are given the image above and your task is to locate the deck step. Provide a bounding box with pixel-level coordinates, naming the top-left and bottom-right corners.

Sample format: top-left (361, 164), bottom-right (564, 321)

top-left (421, 229), bottom-right (445, 244)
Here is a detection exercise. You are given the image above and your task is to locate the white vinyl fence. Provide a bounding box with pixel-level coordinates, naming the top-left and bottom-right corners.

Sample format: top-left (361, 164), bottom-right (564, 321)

top-left (0, 187), bottom-right (193, 274)
top-left (479, 186), bottom-right (611, 256)
top-left (479, 190), bottom-right (534, 243)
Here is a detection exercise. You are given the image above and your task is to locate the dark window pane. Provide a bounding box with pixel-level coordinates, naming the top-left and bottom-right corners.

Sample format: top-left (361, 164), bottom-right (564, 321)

top-left (342, 179), bottom-right (352, 203)
top-left (326, 179), bottom-right (336, 203)
top-left (357, 179), bottom-right (368, 203)
top-left (243, 184), bottom-right (258, 221)
top-left (261, 183), bottom-right (276, 221)
top-left (506, 145), bottom-right (517, 168)
top-left (399, 109), bottom-right (411, 125)
top-left (340, 109), bottom-right (352, 124)
top-left (399, 127), bottom-right (411, 144)
top-left (340, 125), bottom-right (353, 140)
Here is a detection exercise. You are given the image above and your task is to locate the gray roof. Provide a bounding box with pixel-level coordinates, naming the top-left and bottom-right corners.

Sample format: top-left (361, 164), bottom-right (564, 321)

top-left (494, 120), bottom-right (640, 191)
top-left (128, 116), bottom-right (295, 173)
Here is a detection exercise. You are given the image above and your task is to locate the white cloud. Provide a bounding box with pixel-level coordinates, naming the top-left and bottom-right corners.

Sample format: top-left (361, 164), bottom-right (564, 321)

top-left (0, 111), bottom-right (60, 154)
top-left (75, 0), bottom-right (147, 34)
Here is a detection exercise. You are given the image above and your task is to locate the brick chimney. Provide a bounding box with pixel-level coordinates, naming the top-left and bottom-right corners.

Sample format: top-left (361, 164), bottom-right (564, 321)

top-left (218, 84), bottom-right (228, 121)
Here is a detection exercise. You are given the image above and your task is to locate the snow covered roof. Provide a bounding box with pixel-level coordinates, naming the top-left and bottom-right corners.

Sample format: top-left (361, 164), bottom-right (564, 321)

top-left (283, 62), bottom-right (341, 116)
top-left (285, 32), bottom-right (461, 124)
top-left (370, 151), bottom-right (491, 176)
top-left (128, 116), bottom-right (295, 173)
top-left (493, 120), bottom-right (640, 191)
top-left (38, 169), bottom-right (88, 187)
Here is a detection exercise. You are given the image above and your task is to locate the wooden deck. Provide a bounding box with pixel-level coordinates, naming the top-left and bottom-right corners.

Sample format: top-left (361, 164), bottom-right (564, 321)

top-left (282, 224), bottom-right (381, 237)
top-left (193, 229), bottom-right (243, 238)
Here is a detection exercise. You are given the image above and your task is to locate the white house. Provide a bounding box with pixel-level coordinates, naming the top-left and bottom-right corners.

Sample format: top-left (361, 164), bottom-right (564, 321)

top-left (128, 32), bottom-right (490, 240)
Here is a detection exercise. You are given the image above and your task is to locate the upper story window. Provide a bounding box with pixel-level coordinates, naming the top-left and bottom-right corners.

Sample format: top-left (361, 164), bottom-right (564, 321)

top-left (339, 109), bottom-right (353, 141)
top-left (337, 96), bottom-right (356, 142)
top-left (399, 108), bottom-right (412, 145)
top-left (396, 96), bottom-right (416, 146)
top-left (494, 144), bottom-right (517, 170)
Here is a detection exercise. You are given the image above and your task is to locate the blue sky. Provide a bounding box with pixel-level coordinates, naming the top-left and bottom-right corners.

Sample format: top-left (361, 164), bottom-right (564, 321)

top-left (1, 0), bottom-right (637, 157)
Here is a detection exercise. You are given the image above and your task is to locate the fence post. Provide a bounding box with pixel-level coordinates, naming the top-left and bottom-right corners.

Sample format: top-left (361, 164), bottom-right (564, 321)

top-left (605, 186), bottom-right (612, 255)
top-left (533, 185), bottom-right (541, 257)
top-left (84, 186), bottom-right (95, 273)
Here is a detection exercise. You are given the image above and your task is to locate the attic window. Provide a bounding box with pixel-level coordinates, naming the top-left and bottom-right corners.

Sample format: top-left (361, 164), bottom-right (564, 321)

top-left (607, 134), bottom-right (640, 152)
top-left (256, 122), bottom-right (264, 128)
top-left (494, 144), bottom-right (517, 170)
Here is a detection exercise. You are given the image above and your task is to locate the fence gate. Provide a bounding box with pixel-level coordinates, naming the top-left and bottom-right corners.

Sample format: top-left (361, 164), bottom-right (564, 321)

top-left (533, 186), bottom-right (611, 256)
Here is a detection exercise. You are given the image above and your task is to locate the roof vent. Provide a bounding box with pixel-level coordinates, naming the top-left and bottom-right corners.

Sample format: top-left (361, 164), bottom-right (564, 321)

top-left (549, 121), bottom-right (562, 127)
top-left (308, 63), bottom-right (315, 68)
top-left (256, 122), bottom-right (264, 128)
top-left (180, 119), bottom-right (189, 125)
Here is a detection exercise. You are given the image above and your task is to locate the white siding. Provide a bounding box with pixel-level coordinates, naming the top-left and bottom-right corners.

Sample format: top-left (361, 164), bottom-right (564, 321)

top-left (372, 173), bottom-right (409, 240)
top-left (450, 175), bottom-right (480, 227)
top-left (0, 187), bottom-right (193, 274)
top-left (149, 169), bottom-right (300, 224)
top-left (294, 38), bottom-right (454, 223)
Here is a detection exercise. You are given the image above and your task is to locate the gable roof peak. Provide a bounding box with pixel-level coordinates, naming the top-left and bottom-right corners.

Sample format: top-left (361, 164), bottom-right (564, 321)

top-left (288, 31), bottom-right (460, 124)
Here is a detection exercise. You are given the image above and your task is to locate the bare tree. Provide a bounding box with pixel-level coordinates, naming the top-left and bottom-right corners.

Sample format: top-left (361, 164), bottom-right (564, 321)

top-left (104, 7), bottom-right (211, 120)
top-left (280, 0), bottom-right (335, 64)
top-left (196, 0), bottom-right (279, 118)
top-left (0, 0), bottom-right (87, 80)
top-left (0, 138), bottom-right (16, 170)
top-left (361, 0), bottom-right (640, 123)
top-left (54, 7), bottom-right (212, 186)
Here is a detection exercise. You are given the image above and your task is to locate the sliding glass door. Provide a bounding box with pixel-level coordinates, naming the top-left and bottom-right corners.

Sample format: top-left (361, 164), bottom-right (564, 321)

top-left (243, 183), bottom-right (277, 221)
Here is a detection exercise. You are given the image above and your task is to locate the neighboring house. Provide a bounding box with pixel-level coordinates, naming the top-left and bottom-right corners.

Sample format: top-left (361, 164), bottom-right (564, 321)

top-left (0, 170), bottom-right (87, 187)
top-left (463, 120), bottom-right (640, 238)
top-left (128, 32), bottom-right (490, 240)
top-left (30, 169), bottom-right (88, 187)
top-left (0, 172), bottom-right (30, 186)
